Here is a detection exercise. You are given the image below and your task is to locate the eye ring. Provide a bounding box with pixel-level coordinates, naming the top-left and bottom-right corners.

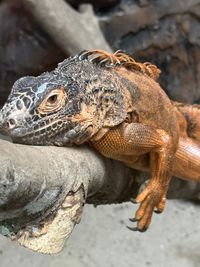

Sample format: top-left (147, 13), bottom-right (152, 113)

top-left (38, 88), bottom-right (67, 114)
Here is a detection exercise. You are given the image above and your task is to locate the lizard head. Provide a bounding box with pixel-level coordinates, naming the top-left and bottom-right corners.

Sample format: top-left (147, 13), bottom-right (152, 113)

top-left (0, 73), bottom-right (78, 145)
top-left (0, 70), bottom-right (93, 146)
top-left (0, 53), bottom-right (127, 146)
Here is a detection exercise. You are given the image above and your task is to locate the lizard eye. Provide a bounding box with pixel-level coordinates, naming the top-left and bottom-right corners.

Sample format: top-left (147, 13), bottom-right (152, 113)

top-left (47, 94), bottom-right (58, 104)
top-left (38, 88), bottom-right (67, 114)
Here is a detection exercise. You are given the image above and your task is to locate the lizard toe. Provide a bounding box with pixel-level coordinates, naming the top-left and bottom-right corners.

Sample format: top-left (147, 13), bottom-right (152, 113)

top-left (155, 196), bottom-right (166, 213)
top-left (132, 189), bottom-right (166, 231)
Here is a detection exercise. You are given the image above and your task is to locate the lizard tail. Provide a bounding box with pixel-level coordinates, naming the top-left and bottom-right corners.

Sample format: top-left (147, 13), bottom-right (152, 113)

top-left (172, 101), bottom-right (200, 141)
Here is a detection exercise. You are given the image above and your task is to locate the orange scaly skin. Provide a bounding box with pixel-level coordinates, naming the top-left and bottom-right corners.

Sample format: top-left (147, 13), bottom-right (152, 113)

top-left (1, 50), bottom-right (200, 232)
top-left (87, 50), bottom-right (200, 231)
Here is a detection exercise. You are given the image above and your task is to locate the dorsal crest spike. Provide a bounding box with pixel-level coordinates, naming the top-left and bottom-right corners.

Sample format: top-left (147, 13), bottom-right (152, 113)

top-left (76, 49), bottom-right (161, 80)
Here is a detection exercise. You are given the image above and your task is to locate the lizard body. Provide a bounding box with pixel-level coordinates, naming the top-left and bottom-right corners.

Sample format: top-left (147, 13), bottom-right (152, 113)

top-left (0, 50), bottom-right (199, 231)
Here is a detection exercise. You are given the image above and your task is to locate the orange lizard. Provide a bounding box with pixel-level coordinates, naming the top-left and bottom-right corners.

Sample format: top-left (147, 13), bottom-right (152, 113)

top-left (0, 50), bottom-right (199, 232)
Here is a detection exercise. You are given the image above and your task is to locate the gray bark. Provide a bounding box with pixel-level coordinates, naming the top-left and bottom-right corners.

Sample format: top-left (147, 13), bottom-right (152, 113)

top-left (22, 0), bottom-right (112, 55)
top-left (0, 139), bottom-right (137, 253)
top-left (0, 139), bottom-right (200, 253)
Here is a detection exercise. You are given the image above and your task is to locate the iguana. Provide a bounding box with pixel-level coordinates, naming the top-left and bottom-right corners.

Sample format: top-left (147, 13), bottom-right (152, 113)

top-left (0, 50), bottom-right (200, 232)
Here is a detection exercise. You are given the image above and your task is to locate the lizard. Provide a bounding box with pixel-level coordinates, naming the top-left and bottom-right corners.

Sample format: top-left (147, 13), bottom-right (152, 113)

top-left (0, 49), bottom-right (199, 232)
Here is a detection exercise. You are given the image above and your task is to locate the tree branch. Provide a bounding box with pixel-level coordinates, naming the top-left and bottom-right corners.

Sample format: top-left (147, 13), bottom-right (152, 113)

top-left (0, 139), bottom-right (200, 254)
top-left (0, 139), bottom-right (137, 253)
top-left (21, 0), bottom-right (112, 55)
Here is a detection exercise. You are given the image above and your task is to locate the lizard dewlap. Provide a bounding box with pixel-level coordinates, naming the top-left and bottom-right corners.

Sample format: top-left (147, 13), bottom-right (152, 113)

top-left (0, 50), bottom-right (200, 232)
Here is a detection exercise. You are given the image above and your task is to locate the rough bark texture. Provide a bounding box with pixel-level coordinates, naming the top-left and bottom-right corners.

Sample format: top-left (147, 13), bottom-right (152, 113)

top-left (0, 139), bottom-right (137, 253)
top-left (21, 0), bottom-right (112, 55)
top-left (0, 138), bottom-right (200, 253)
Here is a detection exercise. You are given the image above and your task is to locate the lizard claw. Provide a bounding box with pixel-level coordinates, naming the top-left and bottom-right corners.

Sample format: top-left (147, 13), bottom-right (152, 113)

top-left (129, 218), bottom-right (138, 222)
top-left (130, 198), bottom-right (138, 204)
top-left (126, 226), bottom-right (147, 232)
top-left (128, 183), bottom-right (167, 232)
top-left (126, 226), bottom-right (138, 231)
top-left (154, 210), bottom-right (162, 214)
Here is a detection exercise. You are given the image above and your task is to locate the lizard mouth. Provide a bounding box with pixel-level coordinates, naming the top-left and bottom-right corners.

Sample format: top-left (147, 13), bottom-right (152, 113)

top-left (6, 120), bottom-right (75, 146)
top-left (0, 108), bottom-right (91, 146)
top-left (9, 122), bottom-right (92, 146)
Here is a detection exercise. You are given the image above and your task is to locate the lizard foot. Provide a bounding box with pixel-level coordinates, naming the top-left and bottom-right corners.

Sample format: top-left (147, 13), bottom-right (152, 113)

top-left (128, 182), bottom-right (166, 232)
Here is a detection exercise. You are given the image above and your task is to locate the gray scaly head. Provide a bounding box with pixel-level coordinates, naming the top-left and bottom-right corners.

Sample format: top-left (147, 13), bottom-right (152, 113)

top-left (0, 50), bottom-right (127, 146)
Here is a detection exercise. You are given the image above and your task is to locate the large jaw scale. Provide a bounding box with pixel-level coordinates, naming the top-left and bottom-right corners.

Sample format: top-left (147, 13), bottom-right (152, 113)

top-left (53, 123), bottom-right (92, 146)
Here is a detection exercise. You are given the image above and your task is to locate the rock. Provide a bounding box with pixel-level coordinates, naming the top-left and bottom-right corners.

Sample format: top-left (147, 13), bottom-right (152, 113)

top-left (100, 0), bottom-right (200, 103)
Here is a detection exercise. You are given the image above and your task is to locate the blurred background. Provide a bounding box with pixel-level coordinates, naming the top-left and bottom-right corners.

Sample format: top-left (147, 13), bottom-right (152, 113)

top-left (0, 0), bottom-right (200, 266)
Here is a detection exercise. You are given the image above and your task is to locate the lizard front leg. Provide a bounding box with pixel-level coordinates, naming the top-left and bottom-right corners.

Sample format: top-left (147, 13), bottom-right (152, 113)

top-left (122, 123), bottom-right (176, 232)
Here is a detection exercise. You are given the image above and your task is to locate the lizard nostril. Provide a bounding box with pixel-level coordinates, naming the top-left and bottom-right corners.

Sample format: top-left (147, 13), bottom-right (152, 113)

top-left (6, 118), bottom-right (16, 129)
top-left (8, 118), bottom-right (15, 126)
